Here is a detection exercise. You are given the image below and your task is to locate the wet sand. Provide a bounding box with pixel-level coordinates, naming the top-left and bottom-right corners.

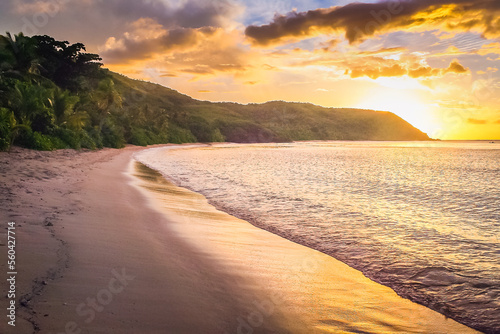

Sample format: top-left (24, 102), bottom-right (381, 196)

top-left (0, 145), bottom-right (480, 333)
top-left (133, 151), bottom-right (480, 334)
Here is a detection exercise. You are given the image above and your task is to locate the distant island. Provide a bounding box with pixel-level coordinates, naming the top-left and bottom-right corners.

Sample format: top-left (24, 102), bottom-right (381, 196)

top-left (0, 32), bottom-right (429, 151)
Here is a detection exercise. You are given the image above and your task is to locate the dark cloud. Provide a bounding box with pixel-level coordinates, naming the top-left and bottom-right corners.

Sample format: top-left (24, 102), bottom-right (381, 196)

top-left (102, 26), bottom-right (218, 63)
top-left (96, 0), bottom-right (241, 29)
top-left (245, 0), bottom-right (500, 45)
top-left (0, 0), bottom-right (241, 48)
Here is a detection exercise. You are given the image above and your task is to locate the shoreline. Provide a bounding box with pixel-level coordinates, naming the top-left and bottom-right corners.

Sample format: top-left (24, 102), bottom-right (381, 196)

top-left (1, 145), bottom-right (295, 333)
top-left (134, 142), bottom-right (499, 333)
top-left (1, 145), bottom-right (480, 333)
top-left (134, 146), bottom-right (480, 333)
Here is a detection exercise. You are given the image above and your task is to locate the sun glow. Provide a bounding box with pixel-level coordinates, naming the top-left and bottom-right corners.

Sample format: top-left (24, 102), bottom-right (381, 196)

top-left (354, 88), bottom-right (439, 137)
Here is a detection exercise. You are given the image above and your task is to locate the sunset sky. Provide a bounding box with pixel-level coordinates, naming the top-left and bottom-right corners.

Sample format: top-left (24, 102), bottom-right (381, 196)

top-left (1, 0), bottom-right (499, 139)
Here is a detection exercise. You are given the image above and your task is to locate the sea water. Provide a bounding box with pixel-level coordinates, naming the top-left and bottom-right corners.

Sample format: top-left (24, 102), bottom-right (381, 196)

top-left (138, 141), bottom-right (500, 333)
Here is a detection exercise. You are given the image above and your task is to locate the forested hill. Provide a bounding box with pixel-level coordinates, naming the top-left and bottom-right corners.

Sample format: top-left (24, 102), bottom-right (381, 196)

top-left (0, 33), bottom-right (430, 151)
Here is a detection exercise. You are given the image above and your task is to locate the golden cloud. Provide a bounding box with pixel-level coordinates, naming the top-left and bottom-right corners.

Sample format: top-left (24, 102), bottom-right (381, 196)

top-left (245, 0), bottom-right (500, 45)
top-left (350, 64), bottom-right (406, 79)
top-left (357, 47), bottom-right (408, 56)
top-left (286, 45), bottom-right (469, 80)
top-left (427, 45), bottom-right (473, 58)
top-left (349, 60), bottom-right (468, 79)
top-left (103, 24), bottom-right (258, 80)
top-left (467, 118), bottom-right (488, 125)
top-left (478, 42), bottom-right (500, 55)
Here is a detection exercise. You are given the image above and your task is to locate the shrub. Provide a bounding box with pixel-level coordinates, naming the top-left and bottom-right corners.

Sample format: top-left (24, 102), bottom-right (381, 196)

top-left (130, 128), bottom-right (151, 146)
top-left (22, 131), bottom-right (67, 151)
top-left (0, 108), bottom-right (15, 151)
top-left (101, 119), bottom-right (125, 148)
top-left (210, 128), bottom-right (225, 142)
top-left (53, 127), bottom-right (81, 149)
top-left (79, 130), bottom-right (97, 150)
top-left (168, 124), bottom-right (196, 144)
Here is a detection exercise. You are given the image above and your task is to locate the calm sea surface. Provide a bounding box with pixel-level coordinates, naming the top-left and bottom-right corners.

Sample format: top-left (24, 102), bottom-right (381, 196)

top-left (138, 141), bottom-right (500, 333)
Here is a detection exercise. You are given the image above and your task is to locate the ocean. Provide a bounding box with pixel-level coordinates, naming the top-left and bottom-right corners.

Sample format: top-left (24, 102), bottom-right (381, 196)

top-left (137, 141), bottom-right (500, 333)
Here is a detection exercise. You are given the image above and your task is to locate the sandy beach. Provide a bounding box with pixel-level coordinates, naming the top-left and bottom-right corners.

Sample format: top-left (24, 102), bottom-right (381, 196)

top-left (0, 145), bottom-right (481, 333)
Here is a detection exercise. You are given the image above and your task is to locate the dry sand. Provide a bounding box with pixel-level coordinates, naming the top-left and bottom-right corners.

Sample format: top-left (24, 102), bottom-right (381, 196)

top-left (0, 145), bottom-right (481, 333)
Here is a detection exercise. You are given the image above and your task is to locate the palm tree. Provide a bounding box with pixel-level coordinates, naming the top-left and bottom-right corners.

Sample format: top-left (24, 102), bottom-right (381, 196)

top-left (65, 111), bottom-right (89, 133)
top-left (0, 32), bottom-right (40, 78)
top-left (93, 78), bottom-right (122, 130)
top-left (0, 108), bottom-right (15, 150)
top-left (48, 87), bottom-right (80, 125)
top-left (9, 80), bottom-right (54, 133)
top-left (0, 107), bottom-right (31, 152)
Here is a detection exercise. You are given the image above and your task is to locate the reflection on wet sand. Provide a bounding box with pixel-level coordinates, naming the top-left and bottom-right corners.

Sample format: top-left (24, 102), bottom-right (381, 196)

top-left (132, 161), bottom-right (479, 334)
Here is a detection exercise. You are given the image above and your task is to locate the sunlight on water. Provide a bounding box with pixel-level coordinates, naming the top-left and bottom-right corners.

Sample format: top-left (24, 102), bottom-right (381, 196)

top-left (138, 141), bottom-right (500, 333)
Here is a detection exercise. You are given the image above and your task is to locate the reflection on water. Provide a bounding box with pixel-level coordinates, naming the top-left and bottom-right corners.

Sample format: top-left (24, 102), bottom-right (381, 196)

top-left (137, 141), bottom-right (500, 333)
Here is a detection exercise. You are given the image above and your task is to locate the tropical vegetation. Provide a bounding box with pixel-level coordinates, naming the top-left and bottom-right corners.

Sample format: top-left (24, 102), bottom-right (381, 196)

top-left (0, 32), bottom-right (429, 151)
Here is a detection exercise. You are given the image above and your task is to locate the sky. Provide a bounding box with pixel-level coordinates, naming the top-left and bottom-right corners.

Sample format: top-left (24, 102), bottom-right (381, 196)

top-left (1, 0), bottom-right (499, 139)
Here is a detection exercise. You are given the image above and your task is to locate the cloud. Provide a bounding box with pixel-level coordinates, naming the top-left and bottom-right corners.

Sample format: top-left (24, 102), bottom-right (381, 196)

top-left (172, 33), bottom-right (251, 77)
top-left (80, 1), bottom-right (253, 76)
top-left (12, 0), bottom-right (71, 15)
top-left (478, 42), bottom-right (500, 55)
top-left (318, 38), bottom-right (341, 51)
top-left (102, 24), bottom-right (255, 81)
top-left (263, 64), bottom-right (278, 70)
top-left (427, 45), bottom-right (472, 58)
top-left (98, 0), bottom-right (243, 29)
top-left (446, 59), bottom-right (468, 73)
top-left (245, 0), bottom-right (500, 45)
top-left (160, 72), bottom-right (178, 78)
top-left (1, 0), bottom-right (243, 48)
top-left (289, 45), bottom-right (470, 80)
top-left (467, 118), bottom-right (488, 124)
top-left (44, 0), bottom-right (242, 29)
top-left (357, 47), bottom-right (407, 56)
top-left (349, 59), bottom-right (468, 79)
top-left (101, 18), bottom-right (218, 63)
top-left (181, 65), bottom-right (217, 75)
top-left (351, 64), bottom-right (406, 79)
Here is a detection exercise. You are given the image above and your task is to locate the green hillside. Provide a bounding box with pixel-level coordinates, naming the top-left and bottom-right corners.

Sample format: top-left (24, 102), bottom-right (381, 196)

top-left (111, 72), bottom-right (430, 143)
top-left (0, 33), bottom-right (429, 151)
